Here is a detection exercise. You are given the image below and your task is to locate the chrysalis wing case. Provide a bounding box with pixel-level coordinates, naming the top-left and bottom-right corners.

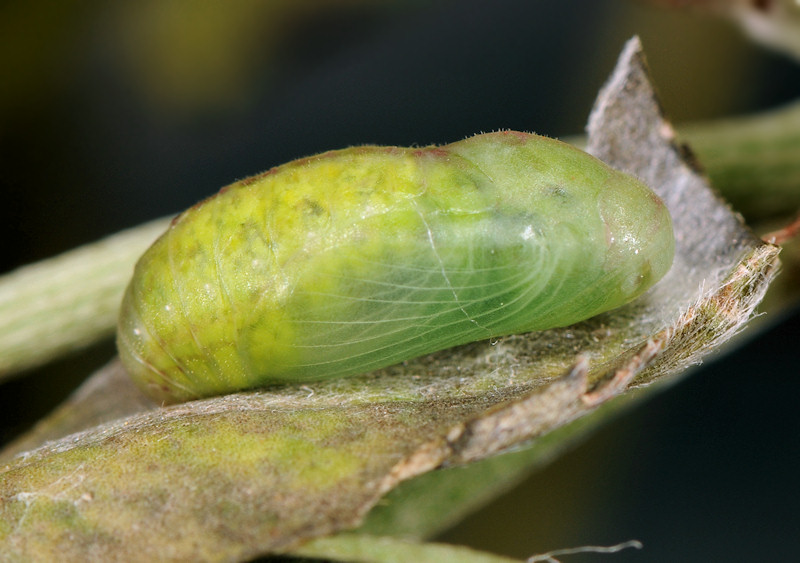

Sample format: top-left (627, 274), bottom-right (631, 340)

top-left (118, 131), bottom-right (674, 404)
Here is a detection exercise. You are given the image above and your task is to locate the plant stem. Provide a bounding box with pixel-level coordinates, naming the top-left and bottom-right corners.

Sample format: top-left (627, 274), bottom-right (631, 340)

top-left (681, 100), bottom-right (800, 221)
top-left (0, 218), bottom-right (169, 382)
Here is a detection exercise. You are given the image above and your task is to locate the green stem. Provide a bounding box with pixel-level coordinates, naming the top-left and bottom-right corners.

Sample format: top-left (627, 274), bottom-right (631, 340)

top-left (0, 218), bottom-right (169, 382)
top-left (294, 534), bottom-right (523, 563)
top-left (680, 100), bottom-right (800, 221)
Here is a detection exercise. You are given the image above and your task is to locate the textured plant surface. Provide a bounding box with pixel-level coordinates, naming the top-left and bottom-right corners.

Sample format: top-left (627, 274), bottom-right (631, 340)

top-left (0, 39), bottom-right (781, 562)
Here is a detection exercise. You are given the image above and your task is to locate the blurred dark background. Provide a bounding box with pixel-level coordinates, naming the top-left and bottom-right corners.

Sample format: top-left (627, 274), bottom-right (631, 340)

top-left (1, 1), bottom-right (799, 561)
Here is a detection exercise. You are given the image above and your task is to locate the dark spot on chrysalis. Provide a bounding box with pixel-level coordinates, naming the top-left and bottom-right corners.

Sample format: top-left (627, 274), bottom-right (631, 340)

top-left (304, 199), bottom-right (325, 216)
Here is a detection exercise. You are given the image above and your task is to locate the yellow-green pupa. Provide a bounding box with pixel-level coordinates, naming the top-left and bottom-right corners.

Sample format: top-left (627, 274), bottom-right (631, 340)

top-left (118, 131), bottom-right (674, 404)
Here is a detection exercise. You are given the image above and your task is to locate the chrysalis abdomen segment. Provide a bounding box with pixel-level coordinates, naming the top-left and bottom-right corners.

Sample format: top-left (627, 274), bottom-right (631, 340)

top-left (118, 131), bottom-right (674, 403)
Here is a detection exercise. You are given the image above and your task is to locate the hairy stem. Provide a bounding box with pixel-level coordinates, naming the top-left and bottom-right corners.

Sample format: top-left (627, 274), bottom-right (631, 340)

top-left (0, 219), bottom-right (168, 382)
top-left (681, 100), bottom-right (800, 221)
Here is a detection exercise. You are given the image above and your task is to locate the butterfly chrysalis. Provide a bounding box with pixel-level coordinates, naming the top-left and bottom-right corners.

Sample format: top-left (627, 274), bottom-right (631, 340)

top-left (118, 131), bottom-right (674, 404)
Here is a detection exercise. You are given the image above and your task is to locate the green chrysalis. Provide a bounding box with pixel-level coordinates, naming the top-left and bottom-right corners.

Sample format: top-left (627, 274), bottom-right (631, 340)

top-left (118, 131), bottom-right (674, 404)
